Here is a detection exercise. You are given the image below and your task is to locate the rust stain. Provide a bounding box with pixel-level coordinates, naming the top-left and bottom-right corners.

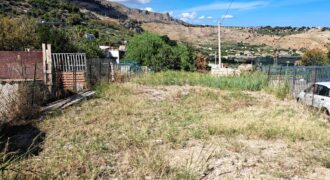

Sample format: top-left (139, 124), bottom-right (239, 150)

top-left (0, 51), bottom-right (43, 80)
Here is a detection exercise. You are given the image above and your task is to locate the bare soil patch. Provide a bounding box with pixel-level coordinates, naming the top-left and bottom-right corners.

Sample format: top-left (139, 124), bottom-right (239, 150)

top-left (169, 138), bottom-right (330, 179)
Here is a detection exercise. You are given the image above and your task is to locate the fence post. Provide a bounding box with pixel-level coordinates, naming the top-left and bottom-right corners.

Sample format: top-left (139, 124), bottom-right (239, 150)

top-left (31, 60), bottom-right (38, 106)
top-left (111, 62), bottom-right (115, 82)
top-left (267, 65), bottom-right (271, 82)
top-left (279, 65), bottom-right (283, 83)
top-left (292, 67), bottom-right (297, 98)
top-left (99, 59), bottom-right (102, 81)
top-left (89, 61), bottom-right (92, 87)
top-left (107, 62), bottom-right (110, 83)
top-left (73, 57), bottom-right (77, 93)
top-left (312, 67), bottom-right (318, 106)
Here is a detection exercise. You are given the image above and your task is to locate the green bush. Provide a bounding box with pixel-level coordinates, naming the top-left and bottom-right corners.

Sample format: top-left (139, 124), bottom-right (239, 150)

top-left (265, 82), bottom-right (291, 100)
top-left (36, 26), bottom-right (77, 53)
top-left (301, 49), bottom-right (329, 66)
top-left (0, 16), bottom-right (38, 50)
top-left (125, 33), bottom-right (196, 71)
top-left (324, 156), bottom-right (330, 169)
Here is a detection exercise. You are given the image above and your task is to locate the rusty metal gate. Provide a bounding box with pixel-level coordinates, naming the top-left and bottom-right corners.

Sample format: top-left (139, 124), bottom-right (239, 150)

top-left (52, 53), bottom-right (87, 93)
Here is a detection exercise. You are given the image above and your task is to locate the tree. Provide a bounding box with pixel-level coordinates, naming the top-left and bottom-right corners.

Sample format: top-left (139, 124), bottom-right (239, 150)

top-left (36, 26), bottom-right (76, 53)
top-left (301, 49), bottom-right (329, 66)
top-left (0, 16), bottom-right (38, 50)
top-left (173, 44), bottom-right (196, 71)
top-left (67, 13), bottom-right (82, 25)
top-left (75, 40), bottom-right (104, 58)
top-left (125, 33), bottom-right (196, 71)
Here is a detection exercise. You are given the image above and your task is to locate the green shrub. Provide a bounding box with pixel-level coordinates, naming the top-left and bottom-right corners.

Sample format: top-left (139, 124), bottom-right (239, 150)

top-left (266, 82), bottom-right (291, 100)
top-left (324, 156), bottom-right (330, 169)
top-left (125, 33), bottom-right (196, 71)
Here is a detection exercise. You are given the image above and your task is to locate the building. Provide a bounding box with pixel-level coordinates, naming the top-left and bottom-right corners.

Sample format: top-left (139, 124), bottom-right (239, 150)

top-left (84, 34), bottom-right (96, 40)
top-left (99, 46), bottom-right (127, 64)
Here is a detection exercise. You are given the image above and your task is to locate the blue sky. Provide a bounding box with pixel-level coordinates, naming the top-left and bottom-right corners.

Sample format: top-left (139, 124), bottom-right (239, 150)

top-left (109, 0), bottom-right (330, 27)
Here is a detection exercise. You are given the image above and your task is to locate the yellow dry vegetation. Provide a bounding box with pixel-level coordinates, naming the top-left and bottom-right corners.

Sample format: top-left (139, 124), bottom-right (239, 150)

top-left (3, 83), bottom-right (330, 179)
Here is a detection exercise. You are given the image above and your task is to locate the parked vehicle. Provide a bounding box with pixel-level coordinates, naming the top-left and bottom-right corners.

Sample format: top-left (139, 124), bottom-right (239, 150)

top-left (297, 82), bottom-right (330, 115)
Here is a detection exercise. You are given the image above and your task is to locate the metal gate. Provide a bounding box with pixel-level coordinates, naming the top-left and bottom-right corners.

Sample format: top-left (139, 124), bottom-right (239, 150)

top-left (52, 53), bottom-right (87, 93)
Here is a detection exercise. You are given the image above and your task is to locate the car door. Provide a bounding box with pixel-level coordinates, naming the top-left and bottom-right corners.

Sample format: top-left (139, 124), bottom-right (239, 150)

top-left (315, 85), bottom-right (330, 108)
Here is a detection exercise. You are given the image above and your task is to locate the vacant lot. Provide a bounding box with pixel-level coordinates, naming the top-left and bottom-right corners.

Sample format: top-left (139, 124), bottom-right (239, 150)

top-left (2, 73), bottom-right (330, 179)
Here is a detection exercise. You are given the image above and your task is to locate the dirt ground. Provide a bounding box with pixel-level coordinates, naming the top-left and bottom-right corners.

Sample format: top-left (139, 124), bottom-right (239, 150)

top-left (137, 84), bottom-right (330, 179)
top-left (5, 83), bottom-right (330, 179)
top-left (168, 138), bottom-right (330, 179)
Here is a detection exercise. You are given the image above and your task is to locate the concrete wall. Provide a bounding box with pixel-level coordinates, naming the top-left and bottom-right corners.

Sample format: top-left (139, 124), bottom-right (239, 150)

top-left (0, 80), bottom-right (46, 122)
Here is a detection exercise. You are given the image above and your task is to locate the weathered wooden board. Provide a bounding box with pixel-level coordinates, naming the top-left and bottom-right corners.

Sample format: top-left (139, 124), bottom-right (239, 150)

top-left (41, 91), bottom-right (95, 112)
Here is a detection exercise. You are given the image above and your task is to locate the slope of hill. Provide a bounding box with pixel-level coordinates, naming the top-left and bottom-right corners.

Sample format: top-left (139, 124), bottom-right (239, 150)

top-left (69, 0), bottom-right (185, 24)
top-left (70, 0), bottom-right (330, 52)
top-left (1, 0), bottom-right (330, 52)
top-left (142, 22), bottom-right (330, 52)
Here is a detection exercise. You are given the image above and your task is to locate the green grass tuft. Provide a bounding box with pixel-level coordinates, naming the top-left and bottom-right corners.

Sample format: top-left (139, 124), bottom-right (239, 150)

top-left (134, 71), bottom-right (268, 91)
top-left (324, 156), bottom-right (330, 169)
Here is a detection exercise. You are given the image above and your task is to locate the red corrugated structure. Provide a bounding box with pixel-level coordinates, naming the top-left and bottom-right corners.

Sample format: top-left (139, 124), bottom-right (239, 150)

top-left (0, 51), bottom-right (44, 80)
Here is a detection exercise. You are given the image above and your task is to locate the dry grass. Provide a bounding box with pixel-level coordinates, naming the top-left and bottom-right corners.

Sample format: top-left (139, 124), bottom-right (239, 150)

top-left (2, 82), bottom-right (330, 179)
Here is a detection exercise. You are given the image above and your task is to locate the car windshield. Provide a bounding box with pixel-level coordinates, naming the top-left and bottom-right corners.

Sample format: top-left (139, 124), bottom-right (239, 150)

top-left (317, 85), bottom-right (330, 96)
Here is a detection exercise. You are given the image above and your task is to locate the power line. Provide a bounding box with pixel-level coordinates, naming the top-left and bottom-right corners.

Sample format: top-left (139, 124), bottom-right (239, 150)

top-left (217, 0), bottom-right (234, 68)
top-left (221, 0), bottom-right (235, 25)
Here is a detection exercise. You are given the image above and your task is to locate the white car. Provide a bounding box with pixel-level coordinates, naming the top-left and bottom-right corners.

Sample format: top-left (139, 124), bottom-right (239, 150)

top-left (297, 82), bottom-right (330, 115)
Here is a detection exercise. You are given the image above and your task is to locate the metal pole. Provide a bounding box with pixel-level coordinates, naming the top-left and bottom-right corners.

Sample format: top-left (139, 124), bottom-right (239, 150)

top-left (218, 21), bottom-right (222, 68)
top-left (293, 67), bottom-right (297, 97)
top-left (107, 60), bottom-right (111, 83)
top-left (99, 59), bottom-right (102, 81)
top-left (312, 67), bottom-right (317, 106)
top-left (31, 60), bottom-right (37, 106)
top-left (215, 52), bottom-right (217, 65)
top-left (73, 57), bottom-right (77, 93)
top-left (89, 61), bottom-right (92, 87)
top-left (267, 65), bottom-right (271, 82)
top-left (279, 65), bottom-right (283, 83)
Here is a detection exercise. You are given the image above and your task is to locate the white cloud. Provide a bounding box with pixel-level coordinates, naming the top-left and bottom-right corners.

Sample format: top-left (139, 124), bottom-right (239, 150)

top-left (180, 12), bottom-right (197, 21)
top-left (207, 16), bottom-right (213, 19)
top-left (222, 15), bottom-right (234, 19)
top-left (184, 1), bottom-right (268, 12)
top-left (143, 7), bottom-right (154, 12)
top-left (108, 0), bottom-right (152, 5)
top-left (199, 16), bottom-right (205, 20)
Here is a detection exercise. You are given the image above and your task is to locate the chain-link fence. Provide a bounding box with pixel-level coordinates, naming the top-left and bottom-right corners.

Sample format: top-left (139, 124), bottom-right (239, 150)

top-left (87, 59), bottom-right (145, 86)
top-left (265, 66), bottom-right (330, 97)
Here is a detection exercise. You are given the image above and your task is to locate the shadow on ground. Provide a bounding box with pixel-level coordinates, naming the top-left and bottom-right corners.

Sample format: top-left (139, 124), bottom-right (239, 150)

top-left (0, 124), bottom-right (45, 157)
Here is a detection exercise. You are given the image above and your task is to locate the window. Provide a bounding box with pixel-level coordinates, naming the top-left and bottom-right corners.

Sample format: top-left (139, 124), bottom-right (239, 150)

top-left (317, 85), bottom-right (329, 96)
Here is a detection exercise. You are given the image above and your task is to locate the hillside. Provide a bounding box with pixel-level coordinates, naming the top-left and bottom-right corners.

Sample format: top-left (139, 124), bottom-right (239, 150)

top-left (142, 23), bottom-right (330, 52)
top-left (69, 0), bottom-right (185, 24)
top-left (68, 0), bottom-right (330, 52)
top-left (1, 0), bottom-right (330, 53)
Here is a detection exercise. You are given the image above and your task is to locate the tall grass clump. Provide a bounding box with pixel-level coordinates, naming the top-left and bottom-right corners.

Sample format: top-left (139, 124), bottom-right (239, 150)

top-left (135, 71), bottom-right (268, 91)
top-left (265, 82), bottom-right (291, 100)
top-left (324, 156), bottom-right (330, 169)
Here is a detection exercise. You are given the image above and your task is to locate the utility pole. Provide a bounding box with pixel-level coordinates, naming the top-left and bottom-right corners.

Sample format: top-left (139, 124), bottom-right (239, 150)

top-left (215, 51), bottom-right (217, 65)
top-left (218, 21), bottom-right (222, 68)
